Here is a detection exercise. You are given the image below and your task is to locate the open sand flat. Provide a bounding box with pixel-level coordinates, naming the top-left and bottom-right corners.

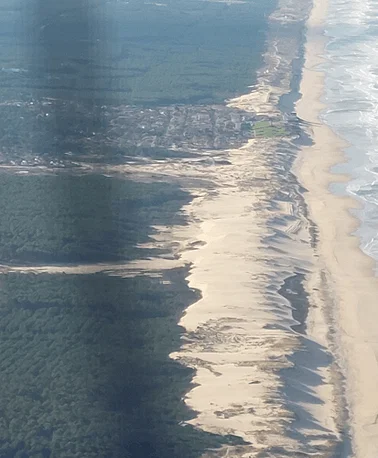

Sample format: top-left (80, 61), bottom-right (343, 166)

top-left (295, 0), bottom-right (378, 456)
top-left (0, 258), bottom-right (182, 277)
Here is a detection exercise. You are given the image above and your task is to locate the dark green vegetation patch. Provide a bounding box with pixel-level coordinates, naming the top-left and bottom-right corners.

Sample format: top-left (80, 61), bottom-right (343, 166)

top-left (0, 173), bottom-right (190, 264)
top-left (0, 270), bottom-right (245, 457)
top-left (0, 0), bottom-right (276, 105)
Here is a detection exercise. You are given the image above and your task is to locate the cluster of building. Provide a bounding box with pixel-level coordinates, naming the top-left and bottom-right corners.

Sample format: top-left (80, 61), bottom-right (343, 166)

top-left (0, 98), bottom-right (297, 168)
top-left (107, 104), bottom-right (258, 151)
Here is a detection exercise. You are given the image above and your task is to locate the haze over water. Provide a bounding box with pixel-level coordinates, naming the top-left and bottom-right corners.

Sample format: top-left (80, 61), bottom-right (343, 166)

top-left (321, 0), bottom-right (378, 270)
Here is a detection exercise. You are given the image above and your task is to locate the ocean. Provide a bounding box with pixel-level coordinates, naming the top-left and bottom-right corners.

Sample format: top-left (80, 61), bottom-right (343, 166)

top-left (321, 0), bottom-right (378, 272)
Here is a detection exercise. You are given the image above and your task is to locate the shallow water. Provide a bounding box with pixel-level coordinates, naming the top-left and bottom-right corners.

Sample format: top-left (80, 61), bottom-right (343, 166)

top-left (321, 0), bottom-right (378, 270)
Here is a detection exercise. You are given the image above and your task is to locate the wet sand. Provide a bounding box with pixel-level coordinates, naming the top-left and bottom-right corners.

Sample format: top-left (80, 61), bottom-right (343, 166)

top-left (295, 0), bottom-right (378, 456)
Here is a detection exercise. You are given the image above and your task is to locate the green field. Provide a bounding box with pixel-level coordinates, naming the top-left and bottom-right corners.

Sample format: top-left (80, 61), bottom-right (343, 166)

top-left (253, 120), bottom-right (287, 138)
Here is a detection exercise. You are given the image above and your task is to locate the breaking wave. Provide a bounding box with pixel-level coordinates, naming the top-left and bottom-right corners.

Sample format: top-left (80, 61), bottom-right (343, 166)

top-left (321, 0), bottom-right (378, 271)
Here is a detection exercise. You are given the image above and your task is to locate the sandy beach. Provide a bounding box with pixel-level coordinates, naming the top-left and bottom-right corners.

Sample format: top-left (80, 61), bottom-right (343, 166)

top-left (296, 0), bottom-right (378, 456)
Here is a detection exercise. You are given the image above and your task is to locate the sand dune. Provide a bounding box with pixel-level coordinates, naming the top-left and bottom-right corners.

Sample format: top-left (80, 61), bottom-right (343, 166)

top-left (166, 0), bottom-right (346, 453)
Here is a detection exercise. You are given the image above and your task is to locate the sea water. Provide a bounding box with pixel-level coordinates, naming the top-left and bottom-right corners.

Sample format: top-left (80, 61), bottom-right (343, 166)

top-left (321, 0), bottom-right (378, 271)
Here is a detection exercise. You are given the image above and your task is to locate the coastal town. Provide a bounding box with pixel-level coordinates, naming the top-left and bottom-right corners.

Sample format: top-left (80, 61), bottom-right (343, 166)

top-left (0, 97), bottom-right (302, 168)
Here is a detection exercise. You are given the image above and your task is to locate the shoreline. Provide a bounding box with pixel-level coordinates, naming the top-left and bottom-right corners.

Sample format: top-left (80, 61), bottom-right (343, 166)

top-left (295, 0), bottom-right (378, 456)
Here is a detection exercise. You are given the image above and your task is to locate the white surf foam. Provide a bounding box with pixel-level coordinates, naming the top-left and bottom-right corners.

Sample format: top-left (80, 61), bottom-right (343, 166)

top-left (321, 0), bottom-right (378, 271)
